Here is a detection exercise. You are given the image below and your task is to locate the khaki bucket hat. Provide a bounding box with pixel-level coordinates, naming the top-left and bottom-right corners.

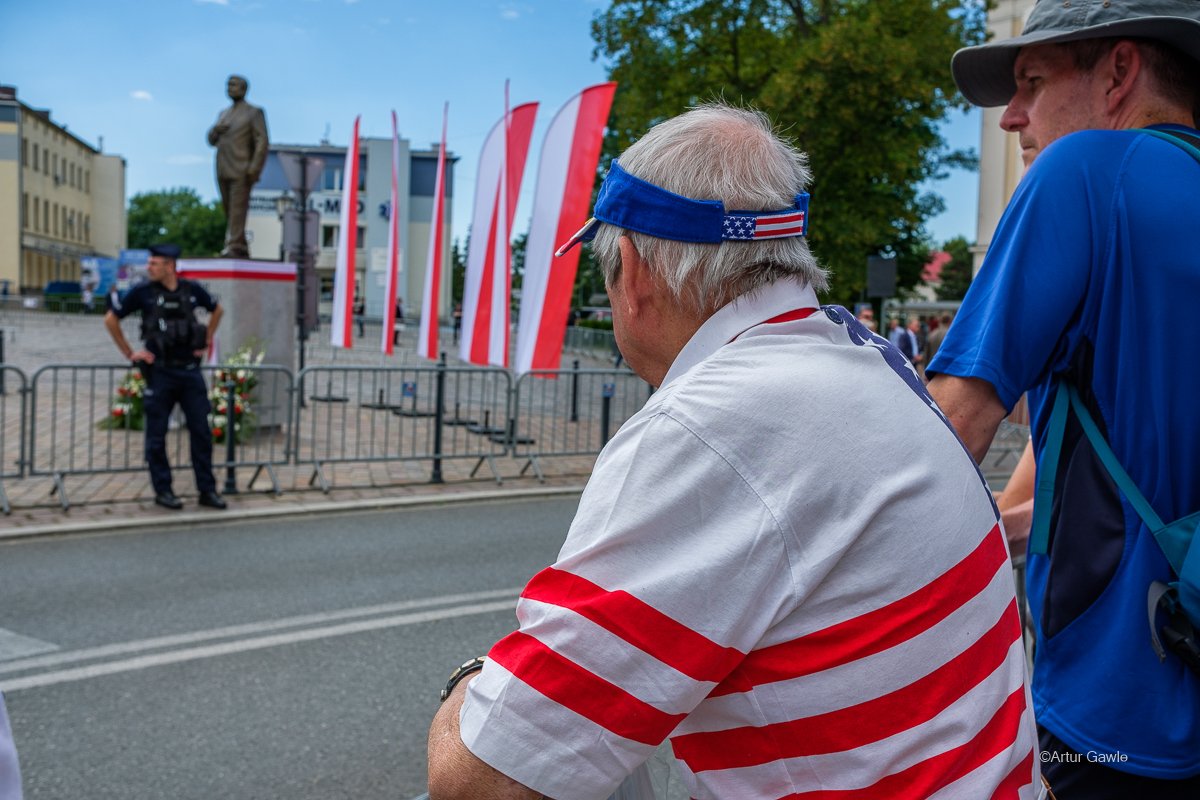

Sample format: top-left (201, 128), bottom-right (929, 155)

top-left (952, 0), bottom-right (1200, 107)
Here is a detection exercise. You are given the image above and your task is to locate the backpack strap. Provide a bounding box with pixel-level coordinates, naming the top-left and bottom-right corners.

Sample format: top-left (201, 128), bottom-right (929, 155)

top-left (1030, 379), bottom-right (1177, 564)
top-left (1138, 128), bottom-right (1200, 163)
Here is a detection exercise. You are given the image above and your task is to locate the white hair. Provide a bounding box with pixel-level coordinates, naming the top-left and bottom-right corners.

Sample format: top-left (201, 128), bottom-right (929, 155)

top-left (592, 103), bottom-right (827, 312)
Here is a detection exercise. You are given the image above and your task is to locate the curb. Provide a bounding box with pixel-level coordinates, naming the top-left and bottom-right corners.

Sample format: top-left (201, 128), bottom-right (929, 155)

top-left (0, 485), bottom-right (587, 542)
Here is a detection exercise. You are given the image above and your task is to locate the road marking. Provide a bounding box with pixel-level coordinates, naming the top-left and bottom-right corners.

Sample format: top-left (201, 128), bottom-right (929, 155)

top-left (0, 597), bottom-right (517, 693)
top-left (0, 628), bottom-right (60, 661)
top-left (0, 586), bottom-right (519, 676)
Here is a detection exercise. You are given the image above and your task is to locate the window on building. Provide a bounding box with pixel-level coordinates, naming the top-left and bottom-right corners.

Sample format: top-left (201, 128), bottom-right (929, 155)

top-left (52, 153), bottom-right (57, 178)
top-left (43, 199), bottom-right (48, 233)
top-left (320, 164), bottom-right (342, 191)
top-left (21, 138), bottom-right (27, 166)
top-left (33, 197), bottom-right (38, 231)
top-left (32, 142), bottom-right (39, 169)
top-left (356, 226), bottom-right (365, 249)
top-left (85, 215), bottom-right (90, 243)
top-left (22, 194), bottom-right (28, 228)
top-left (53, 203), bottom-right (59, 235)
top-left (322, 225), bottom-right (338, 248)
top-left (69, 163), bottom-right (75, 187)
top-left (43, 149), bottom-right (48, 174)
top-left (85, 170), bottom-right (90, 192)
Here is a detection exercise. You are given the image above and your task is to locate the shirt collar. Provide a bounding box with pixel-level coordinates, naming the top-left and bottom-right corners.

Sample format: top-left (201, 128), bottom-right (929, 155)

top-left (660, 277), bottom-right (820, 389)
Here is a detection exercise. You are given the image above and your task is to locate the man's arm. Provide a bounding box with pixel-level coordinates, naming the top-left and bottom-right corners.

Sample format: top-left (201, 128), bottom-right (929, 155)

top-left (249, 109), bottom-right (269, 180)
top-left (927, 374), bottom-right (1008, 464)
top-left (104, 310), bottom-right (153, 364)
top-left (201, 303), bottom-right (224, 357)
top-left (427, 677), bottom-right (541, 800)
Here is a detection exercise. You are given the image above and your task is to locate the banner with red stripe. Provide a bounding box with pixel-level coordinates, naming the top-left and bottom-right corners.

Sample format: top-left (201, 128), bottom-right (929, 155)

top-left (417, 104), bottom-right (449, 361)
top-left (329, 115), bottom-right (360, 350)
top-left (514, 82), bottom-right (616, 376)
top-left (381, 111), bottom-right (402, 356)
top-left (459, 86), bottom-right (538, 367)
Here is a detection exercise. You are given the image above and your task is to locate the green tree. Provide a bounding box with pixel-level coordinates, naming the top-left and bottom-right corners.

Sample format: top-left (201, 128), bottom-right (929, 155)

top-left (591, 0), bottom-right (986, 306)
top-left (127, 188), bottom-right (226, 256)
top-left (937, 234), bottom-right (974, 300)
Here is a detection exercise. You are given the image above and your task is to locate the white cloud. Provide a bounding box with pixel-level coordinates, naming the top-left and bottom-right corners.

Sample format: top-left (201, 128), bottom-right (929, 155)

top-left (500, 2), bottom-right (532, 20)
top-left (195, 0), bottom-right (230, 5)
top-left (344, 0), bottom-right (360, 4)
top-left (166, 154), bottom-right (209, 166)
top-left (130, 90), bottom-right (154, 102)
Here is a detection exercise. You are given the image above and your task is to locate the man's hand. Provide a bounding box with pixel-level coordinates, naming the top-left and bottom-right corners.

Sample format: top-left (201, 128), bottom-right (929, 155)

top-left (131, 350), bottom-right (155, 364)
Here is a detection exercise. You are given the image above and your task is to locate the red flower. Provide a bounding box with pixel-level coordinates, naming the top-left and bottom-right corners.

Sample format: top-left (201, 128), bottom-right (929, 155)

top-left (112, 408), bottom-right (124, 417)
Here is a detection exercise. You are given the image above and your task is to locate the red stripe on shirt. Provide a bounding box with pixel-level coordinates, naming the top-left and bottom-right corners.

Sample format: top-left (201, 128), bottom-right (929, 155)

top-left (521, 567), bottom-right (746, 683)
top-left (674, 600), bottom-right (1022, 772)
top-left (488, 630), bottom-right (686, 746)
top-left (710, 525), bottom-right (1008, 697)
top-left (777, 688), bottom-right (1030, 800)
top-left (992, 747), bottom-right (1037, 800)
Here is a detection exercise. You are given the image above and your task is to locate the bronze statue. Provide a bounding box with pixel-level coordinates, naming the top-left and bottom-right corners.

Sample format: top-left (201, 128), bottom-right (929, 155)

top-left (207, 75), bottom-right (268, 258)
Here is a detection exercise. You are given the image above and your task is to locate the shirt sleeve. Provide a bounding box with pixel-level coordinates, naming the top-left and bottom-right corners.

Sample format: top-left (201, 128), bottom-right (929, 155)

top-left (928, 134), bottom-right (1111, 411)
top-left (459, 410), bottom-right (793, 800)
top-left (189, 282), bottom-right (218, 312)
top-left (108, 285), bottom-right (142, 319)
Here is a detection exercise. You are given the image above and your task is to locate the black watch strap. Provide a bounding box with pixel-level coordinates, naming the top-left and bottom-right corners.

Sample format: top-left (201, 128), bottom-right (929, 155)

top-left (440, 656), bottom-right (486, 702)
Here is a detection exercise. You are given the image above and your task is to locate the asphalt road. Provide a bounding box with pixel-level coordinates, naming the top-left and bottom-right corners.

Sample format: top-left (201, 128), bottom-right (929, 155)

top-left (0, 496), bottom-right (580, 799)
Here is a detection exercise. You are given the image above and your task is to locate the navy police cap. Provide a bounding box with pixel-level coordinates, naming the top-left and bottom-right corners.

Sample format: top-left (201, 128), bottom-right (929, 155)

top-left (149, 243), bottom-right (182, 259)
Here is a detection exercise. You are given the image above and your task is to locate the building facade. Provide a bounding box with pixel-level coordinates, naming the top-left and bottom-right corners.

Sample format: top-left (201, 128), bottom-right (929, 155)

top-left (972, 0), bottom-right (1036, 273)
top-left (0, 85), bottom-right (127, 294)
top-left (246, 137), bottom-right (455, 322)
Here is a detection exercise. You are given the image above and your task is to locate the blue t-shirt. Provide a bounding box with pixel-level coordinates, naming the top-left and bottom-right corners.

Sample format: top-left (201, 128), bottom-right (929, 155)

top-left (930, 125), bottom-right (1200, 778)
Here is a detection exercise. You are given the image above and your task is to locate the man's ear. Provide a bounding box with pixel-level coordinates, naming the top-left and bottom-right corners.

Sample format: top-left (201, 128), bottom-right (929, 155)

top-left (617, 235), bottom-right (655, 318)
top-left (1102, 40), bottom-right (1142, 115)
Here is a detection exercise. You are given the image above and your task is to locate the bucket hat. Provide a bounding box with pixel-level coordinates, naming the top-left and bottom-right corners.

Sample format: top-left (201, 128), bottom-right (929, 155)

top-left (952, 0), bottom-right (1200, 107)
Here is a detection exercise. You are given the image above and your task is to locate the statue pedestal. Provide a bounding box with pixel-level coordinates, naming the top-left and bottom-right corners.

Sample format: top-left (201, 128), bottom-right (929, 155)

top-left (178, 258), bottom-right (296, 430)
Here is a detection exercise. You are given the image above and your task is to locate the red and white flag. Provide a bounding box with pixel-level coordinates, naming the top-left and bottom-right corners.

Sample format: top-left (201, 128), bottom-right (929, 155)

top-left (515, 83), bottom-right (616, 375)
top-left (330, 115), bottom-right (361, 349)
top-left (381, 111), bottom-right (403, 355)
top-left (459, 86), bottom-right (538, 367)
top-left (417, 104), bottom-right (449, 361)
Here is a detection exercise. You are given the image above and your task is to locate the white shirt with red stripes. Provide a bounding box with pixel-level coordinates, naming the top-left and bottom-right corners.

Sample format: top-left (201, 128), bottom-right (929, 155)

top-left (459, 277), bottom-right (1039, 799)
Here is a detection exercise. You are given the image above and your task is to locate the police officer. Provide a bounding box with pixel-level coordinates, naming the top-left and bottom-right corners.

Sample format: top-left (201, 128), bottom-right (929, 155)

top-left (104, 244), bottom-right (227, 510)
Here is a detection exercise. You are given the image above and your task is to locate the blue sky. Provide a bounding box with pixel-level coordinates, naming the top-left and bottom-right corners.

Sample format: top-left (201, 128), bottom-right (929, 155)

top-left (1, 0), bottom-right (980, 249)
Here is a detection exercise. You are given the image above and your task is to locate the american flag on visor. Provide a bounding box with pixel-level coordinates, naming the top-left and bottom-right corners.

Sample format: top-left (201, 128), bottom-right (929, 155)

top-left (722, 209), bottom-right (807, 240)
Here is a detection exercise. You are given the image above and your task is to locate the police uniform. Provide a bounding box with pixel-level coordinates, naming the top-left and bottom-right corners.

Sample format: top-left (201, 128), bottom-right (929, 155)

top-left (108, 248), bottom-right (223, 508)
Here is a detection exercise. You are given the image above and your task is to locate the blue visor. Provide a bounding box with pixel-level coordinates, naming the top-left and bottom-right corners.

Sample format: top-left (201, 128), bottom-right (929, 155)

top-left (556, 160), bottom-right (810, 256)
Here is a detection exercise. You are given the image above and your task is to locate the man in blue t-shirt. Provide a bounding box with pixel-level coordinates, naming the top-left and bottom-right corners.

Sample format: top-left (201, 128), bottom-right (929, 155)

top-left (104, 244), bottom-right (228, 511)
top-left (927, 0), bottom-right (1200, 796)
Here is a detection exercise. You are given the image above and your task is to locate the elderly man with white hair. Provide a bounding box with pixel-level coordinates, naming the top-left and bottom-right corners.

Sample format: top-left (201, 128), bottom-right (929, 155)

top-left (426, 103), bottom-right (1039, 800)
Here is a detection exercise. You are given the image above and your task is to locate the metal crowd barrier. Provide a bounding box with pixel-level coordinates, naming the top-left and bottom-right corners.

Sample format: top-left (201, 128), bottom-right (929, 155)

top-left (204, 363), bottom-right (295, 496)
top-left (26, 363), bottom-right (293, 509)
top-left (293, 361), bottom-right (512, 492)
top-left (510, 365), bottom-right (652, 481)
top-left (0, 365), bottom-right (28, 514)
top-left (562, 325), bottom-right (619, 358)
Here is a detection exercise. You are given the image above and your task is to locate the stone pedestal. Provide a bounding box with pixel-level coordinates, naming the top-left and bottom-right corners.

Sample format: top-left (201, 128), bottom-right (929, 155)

top-left (177, 259), bottom-right (296, 429)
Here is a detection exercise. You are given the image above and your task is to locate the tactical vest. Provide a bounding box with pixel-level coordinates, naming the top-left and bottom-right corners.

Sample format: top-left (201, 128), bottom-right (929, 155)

top-left (142, 281), bottom-right (207, 360)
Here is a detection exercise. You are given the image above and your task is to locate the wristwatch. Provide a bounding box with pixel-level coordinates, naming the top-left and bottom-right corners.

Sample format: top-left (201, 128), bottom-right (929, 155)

top-left (440, 656), bottom-right (486, 702)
